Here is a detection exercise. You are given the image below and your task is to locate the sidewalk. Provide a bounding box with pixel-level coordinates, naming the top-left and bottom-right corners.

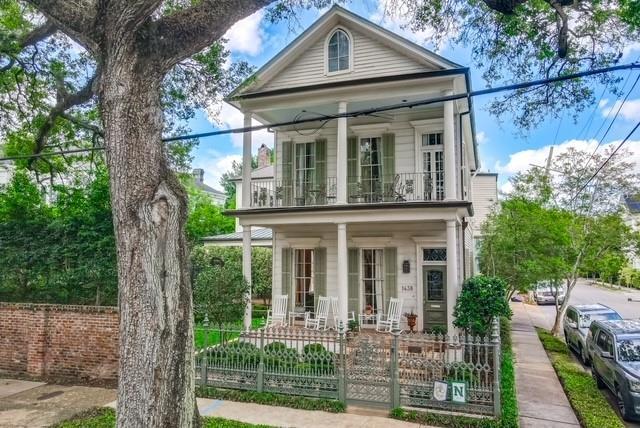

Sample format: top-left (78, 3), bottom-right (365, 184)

top-left (511, 302), bottom-right (579, 427)
top-left (0, 378), bottom-right (423, 428)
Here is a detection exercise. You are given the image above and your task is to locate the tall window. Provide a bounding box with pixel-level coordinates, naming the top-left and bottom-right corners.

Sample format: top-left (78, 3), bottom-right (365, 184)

top-left (422, 132), bottom-right (444, 200)
top-left (295, 142), bottom-right (315, 204)
top-left (360, 137), bottom-right (382, 202)
top-left (328, 29), bottom-right (350, 72)
top-left (362, 249), bottom-right (384, 314)
top-left (295, 249), bottom-right (314, 311)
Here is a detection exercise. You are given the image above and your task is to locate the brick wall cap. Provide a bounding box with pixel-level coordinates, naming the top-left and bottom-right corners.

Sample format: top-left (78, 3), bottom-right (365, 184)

top-left (0, 302), bottom-right (118, 314)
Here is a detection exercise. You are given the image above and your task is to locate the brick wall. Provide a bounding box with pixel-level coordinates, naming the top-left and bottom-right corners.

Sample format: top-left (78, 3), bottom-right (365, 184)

top-left (0, 303), bottom-right (119, 381)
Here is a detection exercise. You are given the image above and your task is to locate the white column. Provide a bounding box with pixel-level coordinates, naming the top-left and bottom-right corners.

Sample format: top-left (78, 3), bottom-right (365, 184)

top-left (446, 220), bottom-right (458, 334)
top-left (243, 226), bottom-right (252, 330)
top-left (337, 223), bottom-right (348, 326)
top-left (336, 101), bottom-right (348, 204)
top-left (443, 91), bottom-right (456, 200)
top-left (242, 112), bottom-right (252, 209)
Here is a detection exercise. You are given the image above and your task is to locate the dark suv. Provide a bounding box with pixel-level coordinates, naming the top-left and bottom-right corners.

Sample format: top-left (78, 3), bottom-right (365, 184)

top-left (564, 304), bottom-right (621, 365)
top-left (587, 319), bottom-right (640, 421)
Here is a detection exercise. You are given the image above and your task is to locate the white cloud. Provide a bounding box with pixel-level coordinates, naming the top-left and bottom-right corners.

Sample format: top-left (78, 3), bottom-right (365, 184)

top-left (476, 131), bottom-right (488, 145)
top-left (193, 153), bottom-right (241, 192)
top-left (494, 138), bottom-right (640, 181)
top-left (622, 41), bottom-right (640, 61)
top-left (206, 101), bottom-right (273, 150)
top-left (223, 10), bottom-right (265, 56)
top-left (601, 99), bottom-right (640, 122)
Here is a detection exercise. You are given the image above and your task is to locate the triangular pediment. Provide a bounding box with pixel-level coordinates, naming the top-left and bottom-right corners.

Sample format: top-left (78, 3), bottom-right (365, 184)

top-left (229, 5), bottom-right (462, 98)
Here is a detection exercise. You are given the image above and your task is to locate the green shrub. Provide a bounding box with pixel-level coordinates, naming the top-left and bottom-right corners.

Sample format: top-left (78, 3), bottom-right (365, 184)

top-left (453, 275), bottom-right (512, 336)
top-left (209, 341), bottom-right (260, 368)
top-left (301, 343), bottom-right (335, 374)
top-left (536, 328), bottom-right (624, 428)
top-left (263, 342), bottom-right (298, 370)
top-left (196, 386), bottom-right (346, 413)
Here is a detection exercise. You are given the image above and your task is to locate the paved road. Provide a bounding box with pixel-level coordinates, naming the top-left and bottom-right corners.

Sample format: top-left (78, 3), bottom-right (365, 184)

top-left (531, 278), bottom-right (640, 427)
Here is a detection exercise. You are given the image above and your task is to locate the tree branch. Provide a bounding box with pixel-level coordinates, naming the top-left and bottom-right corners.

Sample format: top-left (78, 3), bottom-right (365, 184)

top-left (146, 0), bottom-right (275, 70)
top-left (29, 70), bottom-right (99, 166)
top-left (24, 0), bottom-right (99, 53)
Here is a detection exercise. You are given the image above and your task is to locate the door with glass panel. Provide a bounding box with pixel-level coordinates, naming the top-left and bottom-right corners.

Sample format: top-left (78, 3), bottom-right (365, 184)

top-left (362, 249), bottom-right (384, 316)
top-left (360, 138), bottom-right (383, 202)
top-left (294, 249), bottom-right (314, 312)
top-left (423, 266), bottom-right (447, 332)
top-left (422, 132), bottom-right (444, 201)
top-left (295, 142), bottom-right (315, 205)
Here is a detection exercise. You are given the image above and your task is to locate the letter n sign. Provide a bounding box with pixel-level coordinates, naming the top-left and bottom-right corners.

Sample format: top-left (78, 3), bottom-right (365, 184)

top-left (451, 381), bottom-right (466, 403)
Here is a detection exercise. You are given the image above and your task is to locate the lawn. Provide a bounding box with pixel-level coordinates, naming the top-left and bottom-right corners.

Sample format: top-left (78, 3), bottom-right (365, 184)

top-left (53, 407), bottom-right (274, 428)
top-left (194, 317), bottom-right (265, 350)
top-left (536, 328), bottom-right (624, 428)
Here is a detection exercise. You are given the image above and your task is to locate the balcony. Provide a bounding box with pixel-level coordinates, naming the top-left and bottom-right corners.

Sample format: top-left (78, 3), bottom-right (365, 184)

top-left (249, 173), bottom-right (444, 208)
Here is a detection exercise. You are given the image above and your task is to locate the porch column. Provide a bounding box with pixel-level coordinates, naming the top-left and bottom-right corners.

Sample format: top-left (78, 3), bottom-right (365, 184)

top-left (243, 226), bottom-right (252, 330)
top-left (443, 91), bottom-right (456, 200)
top-left (337, 223), bottom-right (348, 326)
top-left (336, 101), bottom-right (348, 204)
top-left (446, 220), bottom-right (458, 334)
top-left (242, 112), bottom-right (252, 209)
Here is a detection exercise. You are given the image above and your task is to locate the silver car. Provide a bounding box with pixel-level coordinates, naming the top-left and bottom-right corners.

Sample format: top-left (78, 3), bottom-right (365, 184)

top-left (534, 281), bottom-right (566, 305)
top-left (564, 304), bottom-right (621, 365)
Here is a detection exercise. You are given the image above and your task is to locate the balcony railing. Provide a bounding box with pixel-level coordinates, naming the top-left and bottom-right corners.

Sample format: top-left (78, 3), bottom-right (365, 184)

top-left (249, 173), bottom-right (444, 208)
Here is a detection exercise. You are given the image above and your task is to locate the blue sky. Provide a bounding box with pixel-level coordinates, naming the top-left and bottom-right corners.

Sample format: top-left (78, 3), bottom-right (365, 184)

top-left (189, 1), bottom-right (640, 193)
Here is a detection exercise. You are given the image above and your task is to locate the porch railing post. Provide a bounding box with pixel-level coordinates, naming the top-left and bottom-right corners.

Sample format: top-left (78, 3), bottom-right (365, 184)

top-left (390, 330), bottom-right (400, 409)
top-left (491, 316), bottom-right (501, 417)
top-left (338, 322), bottom-right (346, 404)
top-left (200, 314), bottom-right (209, 387)
top-left (257, 328), bottom-right (265, 393)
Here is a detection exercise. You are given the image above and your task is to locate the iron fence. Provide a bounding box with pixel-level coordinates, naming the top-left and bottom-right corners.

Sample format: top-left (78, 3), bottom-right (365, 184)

top-left (194, 318), bottom-right (501, 417)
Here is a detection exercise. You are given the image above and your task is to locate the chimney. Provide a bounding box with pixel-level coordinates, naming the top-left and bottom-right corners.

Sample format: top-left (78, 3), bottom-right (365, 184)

top-left (257, 144), bottom-right (271, 168)
top-left (192, 168), bottom-right (204, 185)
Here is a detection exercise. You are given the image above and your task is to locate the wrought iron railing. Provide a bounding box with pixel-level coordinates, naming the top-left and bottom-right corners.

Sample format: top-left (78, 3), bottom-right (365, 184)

top-left (194, 318), bottom-right (501, 417)
top-left (248, 173), bottom-right (444, 208)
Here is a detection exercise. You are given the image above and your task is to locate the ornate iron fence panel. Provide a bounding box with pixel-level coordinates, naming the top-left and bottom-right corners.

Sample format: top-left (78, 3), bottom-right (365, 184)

top-left (344, 334), bottom-right (392, 407)
top-left (396, 323), bottom-right (499, 415)
top-left (195, 324), bottom-right (341, 399)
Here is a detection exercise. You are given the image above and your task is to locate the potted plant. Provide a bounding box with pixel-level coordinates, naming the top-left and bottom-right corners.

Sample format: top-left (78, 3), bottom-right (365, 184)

top-left (404, 311), bottom-right (418, 333)
top-left (364, 304), bottom-right (373, 315)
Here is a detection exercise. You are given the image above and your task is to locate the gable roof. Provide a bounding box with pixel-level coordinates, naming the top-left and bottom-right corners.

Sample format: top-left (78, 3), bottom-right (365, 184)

top-left (228, 5), bottom-right (463, 99)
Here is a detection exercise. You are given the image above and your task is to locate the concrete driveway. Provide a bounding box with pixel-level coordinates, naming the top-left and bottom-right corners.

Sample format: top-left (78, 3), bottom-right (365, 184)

top-left (0, 379), bottom-right (115, 427)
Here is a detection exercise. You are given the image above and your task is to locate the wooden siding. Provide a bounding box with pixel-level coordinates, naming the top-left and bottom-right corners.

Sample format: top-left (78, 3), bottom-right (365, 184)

top-left (470, 174), bottom-right (498, 236)
top-left (258, 27), bottom-right (435, 91)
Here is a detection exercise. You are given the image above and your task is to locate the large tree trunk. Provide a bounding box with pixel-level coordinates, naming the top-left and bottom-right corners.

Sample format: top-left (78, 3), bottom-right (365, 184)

top-left (100, 52), bottom-right (198, 427)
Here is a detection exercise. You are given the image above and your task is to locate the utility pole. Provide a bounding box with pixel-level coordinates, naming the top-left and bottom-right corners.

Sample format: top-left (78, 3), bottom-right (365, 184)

top-left (544, 146), bottom-right (554, 176)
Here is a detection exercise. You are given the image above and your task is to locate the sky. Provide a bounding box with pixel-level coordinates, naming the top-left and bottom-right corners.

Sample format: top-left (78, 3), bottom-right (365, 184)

top-left (188, 1), bottom-right (640, 194)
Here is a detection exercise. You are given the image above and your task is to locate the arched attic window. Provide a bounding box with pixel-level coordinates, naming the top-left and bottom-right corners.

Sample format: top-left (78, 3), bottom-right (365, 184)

top-left (327, 29), bottom-right (351, 73)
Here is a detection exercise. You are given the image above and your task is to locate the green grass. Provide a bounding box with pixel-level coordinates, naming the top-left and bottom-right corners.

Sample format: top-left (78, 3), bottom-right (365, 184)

top-left (52, 407), bottom-right (274, 428)
top-left (194, 318), bottom-right (264, 350)
top-left (196, 386), bottom-right (346, 413)
top-left (390, 317), bottom-right (518, 428)
top-left (536, 328), bottom-right (625, 428)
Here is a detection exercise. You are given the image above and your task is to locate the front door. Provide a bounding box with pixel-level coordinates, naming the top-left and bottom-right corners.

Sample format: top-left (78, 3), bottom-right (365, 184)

top-left (423, 266), bottom-right (447, 333)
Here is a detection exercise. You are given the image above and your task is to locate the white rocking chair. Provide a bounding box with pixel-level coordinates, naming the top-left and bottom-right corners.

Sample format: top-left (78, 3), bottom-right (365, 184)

top-left (265, 295), bottom-right (288, 327)
top-left (376, 297), bottom-right (403, 332)
top-left (330, 297), bottom-right (355, 330)
top-left (304, 296), bottom-right (330, 330)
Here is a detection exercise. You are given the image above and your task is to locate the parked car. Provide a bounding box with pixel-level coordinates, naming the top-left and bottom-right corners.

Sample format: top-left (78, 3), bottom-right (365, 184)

top-left (533, 281), bottom-right (566, 305)
top-left (586, 319), bottom-right (640, 421)
top-left (563, 304), bottom-right (622, 365)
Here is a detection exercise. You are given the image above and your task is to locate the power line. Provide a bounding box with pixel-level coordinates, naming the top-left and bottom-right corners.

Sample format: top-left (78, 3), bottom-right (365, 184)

top-left (572, 120), bottom-right (640, 200)
top-left (1, 61), bottom-right (639, 162)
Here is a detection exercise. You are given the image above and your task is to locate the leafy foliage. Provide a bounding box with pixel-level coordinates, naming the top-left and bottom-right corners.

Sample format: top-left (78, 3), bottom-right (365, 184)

top-left (536, 328), bottom-right (625, 428)
top-left (453, 275), bottom-right (512, 336)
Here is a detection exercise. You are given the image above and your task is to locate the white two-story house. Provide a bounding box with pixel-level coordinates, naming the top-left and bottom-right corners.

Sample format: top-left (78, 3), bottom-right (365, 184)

top-left (227, 6), bottom-right (481, 333)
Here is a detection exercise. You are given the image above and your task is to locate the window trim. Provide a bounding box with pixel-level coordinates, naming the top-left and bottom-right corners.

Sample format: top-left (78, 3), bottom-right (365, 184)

top-left (293, 248), bottom-right (315, 312)
top-left (324, 26), bottom-right (353, 76)
top-left (360, 248), bottom-right (385, 314)
top-left (294, 140), bottom-right (316, 203)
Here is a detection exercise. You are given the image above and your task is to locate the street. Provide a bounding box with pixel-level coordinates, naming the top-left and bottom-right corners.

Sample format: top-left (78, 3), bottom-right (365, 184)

top-left (530, 278), bottom-right (640, 427)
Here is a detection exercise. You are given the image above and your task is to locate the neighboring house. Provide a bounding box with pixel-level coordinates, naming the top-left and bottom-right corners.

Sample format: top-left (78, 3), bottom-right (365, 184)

top-left (192, 168), bottom-right (226, 205)
top-left (226, 5), bottom-right (482, 333)
top-left (622, 195), bottom-right (640, 269)
top-left (470, 173), bottom-right (499, 274)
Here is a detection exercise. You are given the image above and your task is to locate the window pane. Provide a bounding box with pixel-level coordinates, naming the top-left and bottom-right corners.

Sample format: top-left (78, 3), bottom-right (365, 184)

top-left (339, 56), bottom-right (349, 70)
top-left (328, 58), bottom-right (339, 72)
top-left (328, 30), bottom-right (349, 71)
top-left (424, 248), bottom-right (447, 261)
top-left (328, 42), bottom-right (338, 59)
